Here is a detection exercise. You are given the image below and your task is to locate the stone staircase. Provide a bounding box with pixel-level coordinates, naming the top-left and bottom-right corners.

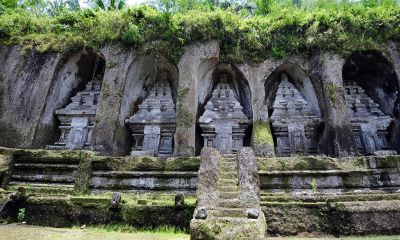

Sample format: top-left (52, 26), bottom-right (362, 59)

top-left (9, 157), bottom-right (79, 188)
top-left (209, 154), bottom-right (243, 219)
top-left (191, 148), bottom-right (266, 240)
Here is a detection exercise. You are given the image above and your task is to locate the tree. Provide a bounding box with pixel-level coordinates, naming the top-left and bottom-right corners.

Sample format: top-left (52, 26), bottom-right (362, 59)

top-left (89, 0), bottom-right (126, 10)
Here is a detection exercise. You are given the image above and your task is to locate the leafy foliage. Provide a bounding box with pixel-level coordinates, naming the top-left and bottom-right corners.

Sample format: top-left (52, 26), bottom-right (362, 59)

top-left (0, 0), bottom-right (399, 63)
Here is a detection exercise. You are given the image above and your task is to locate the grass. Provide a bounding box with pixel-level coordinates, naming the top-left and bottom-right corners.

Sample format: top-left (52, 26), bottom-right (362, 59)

top-left (0, 224), bottom-right (189, 240)
top-left (0, 224), bottom-right (399, 240)
top-left (270, 237), bottom-right (400, 240)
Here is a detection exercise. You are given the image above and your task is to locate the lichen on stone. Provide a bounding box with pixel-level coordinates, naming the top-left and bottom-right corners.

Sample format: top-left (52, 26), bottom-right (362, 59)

top-left (253, 120), bottom-right (274, 147)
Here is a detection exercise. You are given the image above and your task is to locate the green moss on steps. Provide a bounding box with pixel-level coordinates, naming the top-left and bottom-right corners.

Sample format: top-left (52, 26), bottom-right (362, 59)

top-left (253, 120), bottom-right (274, 147)
top-left (74, 153), bottom-right (95, 194)
top-left (93, 155), bottom-right (200, 172)
top-left (257, 156), bottom-right (366, 171)
top-left (11, 148), bottom-right (97, 163)
top-left (165, 157), bottom-right (200, 171)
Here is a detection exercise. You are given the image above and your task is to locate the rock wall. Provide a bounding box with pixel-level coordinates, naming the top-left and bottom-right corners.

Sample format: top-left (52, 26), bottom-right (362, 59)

top-left (0, 46), bottom-right (62, 148)
top-left (0, 42), bottom-right (399, 157)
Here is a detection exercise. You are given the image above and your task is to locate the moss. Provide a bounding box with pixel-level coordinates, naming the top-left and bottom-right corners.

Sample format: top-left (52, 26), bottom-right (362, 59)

top-left (74, 152), bottom-right (95, 194)
top-left (0, 74), bottom-right (4, 117)
top-left (7, 185), bottom-right (74, 195)
top-left (177, 87), bottom-right (190, 102)
top-left (327, 82), bottom-right (338, 106)
top-left (134, 156), bottom-right (166, 170)
top-left (176, 106), bottom-right (194, 128)
top-left (101, 82), bottom-right (111, 98)
top-left (165, 157), bottom-right (200, 171)
top-left (258, 155), bottom-right (366, 171)
top-left (70, 196), bottom-right (110, 207)
top-left (253, 120), bottom-right (274, 147)
top-left (176, 87), bottom-right (194, 129)
top-left (12, 149), bottom-right (90, 163)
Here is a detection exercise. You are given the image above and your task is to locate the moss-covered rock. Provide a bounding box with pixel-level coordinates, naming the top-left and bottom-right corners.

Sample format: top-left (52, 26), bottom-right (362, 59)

top-left (92, 155), bottom-right (200, 172)
top-left (253, 120), bottom-right (275, 157)
top-left (257, 156), bottom-right (366, 171)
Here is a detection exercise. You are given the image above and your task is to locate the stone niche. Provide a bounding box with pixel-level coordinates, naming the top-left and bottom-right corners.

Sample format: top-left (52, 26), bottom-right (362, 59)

top-left (47, 77), bottom-right (102, 150)
top-left (343, 51), bottom-right (400, 154)
top-left (344, 81), bottom-right (394, 155)
top-left (125, 71), bottom-right (176, 156)
top-left (198, 74), bottom-right (249, 154)
top-left (270, 73), bottom-right (323, 156)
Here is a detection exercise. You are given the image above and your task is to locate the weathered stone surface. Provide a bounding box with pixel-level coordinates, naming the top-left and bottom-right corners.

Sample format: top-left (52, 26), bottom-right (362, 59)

top-left (92, 45), bottom-right (138, 155)
top-left (271, 74), bottom-right (323, 156)
top-left (195, 147), bottom-right (220, 209)
top-left (0, 46), bottom-right (62, 148)
top-left (198, 75), bottom-right (249, 154)
top-left (237, 147), bottom-right (261, 207)
top-left (175, 192), bottom-right (185, 209)
top-left (32, 52), bottom-right (103, 148)
top-left (48, 79), bottom-right (102, 150)
top-left (126, 71), bottom-right (176, 156)
top-left (110, 192), bottom-right (121, 209)
top-left (311, 52), bottom-right (358, 157)
top-left (175, 41), bottom-right (220, 156)
top-left (344, 81), bottom-right (393, 155)
top-left (191, 149), bottom-right (266, 240)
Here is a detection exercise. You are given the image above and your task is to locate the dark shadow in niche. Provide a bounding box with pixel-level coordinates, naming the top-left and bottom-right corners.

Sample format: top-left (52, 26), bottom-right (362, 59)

top-left (264, 63), bottom-right (325, 156)
top-left (32, 51), bottom-right (106, 148)
top-left (123, 59), bottom-right (179, 156)
top-left (195, 62), bottom-right (253, 156)
top-left (343, 50), bottom-right (400, 153)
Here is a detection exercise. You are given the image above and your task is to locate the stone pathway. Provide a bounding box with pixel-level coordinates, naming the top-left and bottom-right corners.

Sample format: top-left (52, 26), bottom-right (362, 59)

top-left (209, 154), bottom-right (242, 219)
top-left (191, 148), bottom-right (266, 240)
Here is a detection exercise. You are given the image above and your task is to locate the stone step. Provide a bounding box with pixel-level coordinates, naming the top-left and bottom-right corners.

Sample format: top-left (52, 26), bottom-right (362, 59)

top-left (219, 165), bottom-right (237, 172)
top-left (219, 178), bottom-right (238, 186)
top-left (220, 158), bottom-right (236, 163)
top-left (209, 208), bottom-right (245, 218)
top-left (218, 191), bottom-right (240, 199)
top-left (222, 153), bottom-right (236, 158)
top-left (9, 181), bottom-right (75, 187)
top-left (218, 185), bottom-right (240, 192)
top-left (13, 163), bottom-right (78, 170)
top-left (11, 174), bottom-right (76, 183)
top-left (217, 199), bottom-right (242, 208)
top-left (219, 171), bottom-right (237, 179)
top-left (220, 161), bottom-right (236, 165)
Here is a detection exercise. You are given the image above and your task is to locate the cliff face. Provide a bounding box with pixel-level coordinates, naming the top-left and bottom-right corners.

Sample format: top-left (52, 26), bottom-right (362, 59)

top-left (0, 41), bottom-right (399, 157)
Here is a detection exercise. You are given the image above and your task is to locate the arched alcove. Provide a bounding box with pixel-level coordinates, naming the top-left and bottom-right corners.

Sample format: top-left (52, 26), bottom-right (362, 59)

top-left (342, 50), bottom-right (400, 154)
top-left (124, 55), bottom-right (179, 156)
top-left (195, 62), bottom-right (253, 155)
top-left (34, 51), bottom-right (106, 149)
top-left (264, 63), bottom-right (324, 156)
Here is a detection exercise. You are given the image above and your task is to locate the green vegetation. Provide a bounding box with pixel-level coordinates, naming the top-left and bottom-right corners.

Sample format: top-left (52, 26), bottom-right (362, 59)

top-left (253, 120), bottom-right (274, 147)
top-left (310, 178), bottom-right (318, 192)
top-left (17, 208), bottom-right (25, 223)
top-left (0, 224), bottom-right (190, 240)
top-left (94, 155), bottom-right (200, 171)
top-left (0, 0), bottom-right (399, 63)
top-left (327, 82), bottom-right (338, 105)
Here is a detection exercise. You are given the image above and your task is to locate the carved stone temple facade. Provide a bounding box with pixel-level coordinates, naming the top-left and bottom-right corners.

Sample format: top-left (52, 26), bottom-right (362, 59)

top-left (48, 77), bottom-right (102, 150)
top-left (125, 72), bottom-right (176, 156)
top-left (344, 81), bottom-right (394, 155)
top-left (270, 74), bottom-right (323, 156)
top-left (198, 74), bottom-right (249, 154)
